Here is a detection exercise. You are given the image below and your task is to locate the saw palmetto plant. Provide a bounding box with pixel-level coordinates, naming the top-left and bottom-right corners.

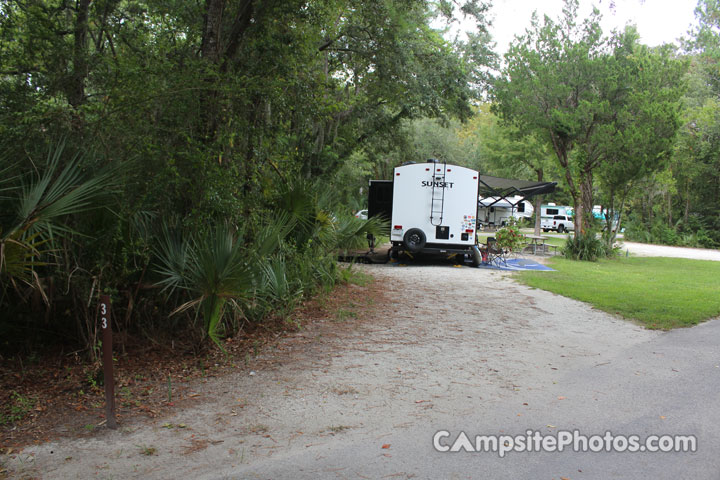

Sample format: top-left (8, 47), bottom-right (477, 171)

top-left (0, 143), bottom-right (116, 300)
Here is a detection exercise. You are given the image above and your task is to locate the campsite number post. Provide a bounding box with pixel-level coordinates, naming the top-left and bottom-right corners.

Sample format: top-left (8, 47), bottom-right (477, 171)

top-left (99, 295), bottom-right (117, 429)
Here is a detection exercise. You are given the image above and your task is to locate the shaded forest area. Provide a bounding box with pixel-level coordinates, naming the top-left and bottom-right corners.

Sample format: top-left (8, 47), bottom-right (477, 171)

top-left (0, 0), bottom-right (493, 358)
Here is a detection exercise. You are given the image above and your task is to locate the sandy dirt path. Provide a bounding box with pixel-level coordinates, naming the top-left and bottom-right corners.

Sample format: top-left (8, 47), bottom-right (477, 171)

top-left (621, 241), bottom-right (720, 261)
top-left (5, 262), bottom-right (718, 479)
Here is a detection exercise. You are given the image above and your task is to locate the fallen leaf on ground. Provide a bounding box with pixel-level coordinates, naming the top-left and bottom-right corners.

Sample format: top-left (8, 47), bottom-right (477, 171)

top-left (381, 444), bottom-right (391, 449)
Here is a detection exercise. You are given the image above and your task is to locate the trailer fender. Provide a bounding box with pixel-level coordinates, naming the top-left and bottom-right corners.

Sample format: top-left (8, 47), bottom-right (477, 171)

top-left (471, 244), bottom-right (483, 267)
top-left (403, 228), bottom-right (426, 253)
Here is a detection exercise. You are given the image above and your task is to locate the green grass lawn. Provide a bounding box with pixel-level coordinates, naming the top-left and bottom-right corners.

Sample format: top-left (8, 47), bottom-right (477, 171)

top-left (515, 256), bottom-right (720, 329)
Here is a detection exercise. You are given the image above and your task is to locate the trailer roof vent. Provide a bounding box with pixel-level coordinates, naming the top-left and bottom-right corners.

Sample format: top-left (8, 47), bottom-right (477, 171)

top-left (427, 158), bottom-right (439, 163)
top-left (401, 161), bottom-right (416, 166)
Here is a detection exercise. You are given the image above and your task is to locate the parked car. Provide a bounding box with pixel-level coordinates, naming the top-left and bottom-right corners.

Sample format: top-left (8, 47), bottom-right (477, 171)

top-left (541, 215), bottom-right (574, 233)
top-left (354, 209), bottom-right (368, 220)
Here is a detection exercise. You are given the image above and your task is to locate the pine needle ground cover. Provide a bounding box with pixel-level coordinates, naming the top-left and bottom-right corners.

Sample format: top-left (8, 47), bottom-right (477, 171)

top-left (516, 257), bottom-right (720, 329)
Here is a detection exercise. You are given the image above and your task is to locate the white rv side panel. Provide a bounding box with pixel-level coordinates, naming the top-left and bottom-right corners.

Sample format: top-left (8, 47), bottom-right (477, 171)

top-left (390, 163), bottom-right (479, 248)
top-left (478, 195), bottom-right (534, 227)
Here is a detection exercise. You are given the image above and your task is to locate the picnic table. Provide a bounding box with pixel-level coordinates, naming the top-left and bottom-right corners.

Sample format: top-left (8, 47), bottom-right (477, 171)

top-left (524, 234), bottom-right (549, 255)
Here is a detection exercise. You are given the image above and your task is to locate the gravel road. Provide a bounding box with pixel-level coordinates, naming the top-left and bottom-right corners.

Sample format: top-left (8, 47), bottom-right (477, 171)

top-left (538, 231), bottom-right (720, 262)
top-left (622, 241), bottom-right (720, 261)
top-left (5, 260), bottom-right (719, 479)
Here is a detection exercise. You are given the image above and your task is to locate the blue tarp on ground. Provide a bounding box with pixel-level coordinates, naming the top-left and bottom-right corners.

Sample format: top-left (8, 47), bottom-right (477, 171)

top-left (477, 258), bottom-right (555, 271)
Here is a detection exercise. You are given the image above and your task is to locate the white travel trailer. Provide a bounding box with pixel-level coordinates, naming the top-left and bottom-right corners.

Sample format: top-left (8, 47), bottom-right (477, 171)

top-left (367, 164), bottom-right (557, 265)
top-left (540, 203), bottom-right (573, 218)
top-left (388, 161), bottom-right (482, 262)
top-left (478, 195), bottom-right (534, 228)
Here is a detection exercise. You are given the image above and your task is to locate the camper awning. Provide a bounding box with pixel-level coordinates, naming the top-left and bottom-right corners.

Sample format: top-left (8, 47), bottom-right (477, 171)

top-left (478, 175), bottom-right (556, 200)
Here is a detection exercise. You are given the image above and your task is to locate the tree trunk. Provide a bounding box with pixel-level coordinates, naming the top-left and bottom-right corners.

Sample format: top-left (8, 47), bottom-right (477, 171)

top-left (534, 169), bottom-right (544, 236)
top-left (684, 180), bottom-right (690, 225)
top-left (579, 170), bottom-right (594, 236)
top-left (549, 135), bottom-right (581, 234)
top-left (198, 0), bottom-right (225, 139)
top-left (68, 0), bottom-right (91, 109)
top-left (201, 0), bottom-right (225, 63)
top-left (614, 188), bottom-right (629, 244)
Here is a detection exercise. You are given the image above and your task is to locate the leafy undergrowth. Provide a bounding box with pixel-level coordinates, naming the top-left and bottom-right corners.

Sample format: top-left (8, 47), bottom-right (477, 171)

top-left (0, 268), bottom-right (384, 451)
top-left (516, 256), bottom-right (720, 329)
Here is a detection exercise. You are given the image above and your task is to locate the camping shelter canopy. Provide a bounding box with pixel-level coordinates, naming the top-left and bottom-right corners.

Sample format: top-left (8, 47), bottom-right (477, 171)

top-left (477, 175), bottom-right (556, 207)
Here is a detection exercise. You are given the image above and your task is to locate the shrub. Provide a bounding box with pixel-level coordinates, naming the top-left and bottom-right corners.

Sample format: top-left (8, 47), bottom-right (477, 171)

top-left (562, 233), bottom-right (612, 261)
top-left (495, 222), bottom-right (524, 252)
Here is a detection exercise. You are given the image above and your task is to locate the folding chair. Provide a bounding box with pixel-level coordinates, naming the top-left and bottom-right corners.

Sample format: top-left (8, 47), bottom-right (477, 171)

top-left (486, 236), bottom-right (507, 266)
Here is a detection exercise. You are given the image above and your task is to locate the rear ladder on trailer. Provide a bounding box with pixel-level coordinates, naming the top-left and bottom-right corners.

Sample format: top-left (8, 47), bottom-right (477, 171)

top-left (430, 162), bottom-right (446, 226)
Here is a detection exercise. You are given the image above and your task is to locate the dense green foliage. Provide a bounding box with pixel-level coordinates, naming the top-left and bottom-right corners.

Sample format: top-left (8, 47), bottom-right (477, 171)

top-left (621, 0), bottom-right (720, 249)
top-left (0, 0), bottom-right (491, 355)
top-left (517, 257), bottom-right (720, 329)
top-left (492, 0), bottom-right (686, 245)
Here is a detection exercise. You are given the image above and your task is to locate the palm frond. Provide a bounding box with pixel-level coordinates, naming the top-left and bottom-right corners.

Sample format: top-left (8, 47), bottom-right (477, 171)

top-left (252, 211), bottom-right (296, 259)
top-left (0, 229), bottom-right (52, 283)
top-left (152, 224), bottom-right (191, 294)
top-left (13, 141), bottom-right (119, 238)
top-left (324, 214), bottom-right (389, 251)
top-left (186, 224), bottom-right (252, 298)
top-left (0, 162), bottom-right (22, 200)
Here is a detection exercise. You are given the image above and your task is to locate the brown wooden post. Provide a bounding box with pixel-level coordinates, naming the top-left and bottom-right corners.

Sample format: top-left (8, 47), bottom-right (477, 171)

top-left (99, 294), bottom-right (117, 429)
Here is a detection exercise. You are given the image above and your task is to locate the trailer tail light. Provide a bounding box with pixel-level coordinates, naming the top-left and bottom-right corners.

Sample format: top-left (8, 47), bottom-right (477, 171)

top-left (396, 173), bottom-right (400, 176)
top-left (473, 176), bottom-right (477, 179)
top-left (425, 168), bottom-right (430, 171)
top-left (393, 225), bottom-right (403, 230)
top-left (447, 168), bottom-right (452, 172)
top-left (465, 229), bottom-right (474, 233)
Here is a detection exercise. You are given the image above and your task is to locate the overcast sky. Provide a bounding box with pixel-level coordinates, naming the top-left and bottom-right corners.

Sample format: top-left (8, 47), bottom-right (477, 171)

top-left (485, 0), bottom-right (699, 55)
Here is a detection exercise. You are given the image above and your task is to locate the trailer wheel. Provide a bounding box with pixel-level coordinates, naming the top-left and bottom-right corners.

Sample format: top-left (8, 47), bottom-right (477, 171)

top-left (403, 228), bottom-right (426, 253)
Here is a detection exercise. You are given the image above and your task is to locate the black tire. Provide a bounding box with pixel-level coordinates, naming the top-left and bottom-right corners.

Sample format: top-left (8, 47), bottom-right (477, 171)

top-left (403, 228), bottom-right (426, 253)
top-left (471, 245), bottom-right (482, 267)
top-left (558, 225), bottom-right (565, 233)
